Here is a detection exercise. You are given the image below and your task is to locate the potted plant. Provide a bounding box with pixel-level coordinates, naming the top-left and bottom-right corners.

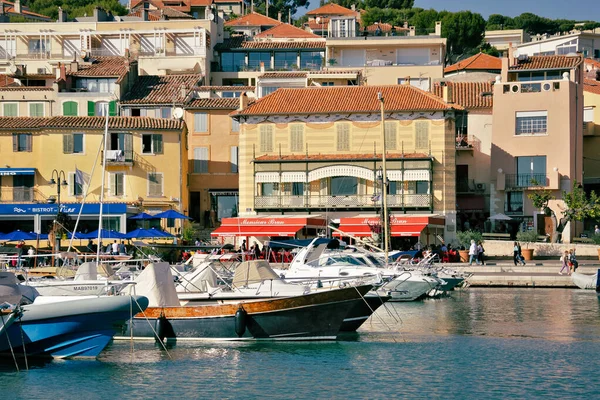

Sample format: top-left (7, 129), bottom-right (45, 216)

top-left (516, 229), bottom-right (539, 260)
top-left (328, 58), bottom-right (337, 66)
top-left (456, 230), bottom-right (482, 262)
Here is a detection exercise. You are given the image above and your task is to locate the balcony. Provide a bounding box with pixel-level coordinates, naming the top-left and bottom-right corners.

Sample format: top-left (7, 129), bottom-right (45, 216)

top-left (505, 173), bottom-right (547, 189)
top-left (456, 134), bottom-right (481, 151)
top-left (0, 187), bottom-right (48, 203)
top-left (501, 80), bottom-right (561, 95)
top-left (102, 150), bottom-right (134, 166)
top-left (254, 194), bottom-right (431, 210)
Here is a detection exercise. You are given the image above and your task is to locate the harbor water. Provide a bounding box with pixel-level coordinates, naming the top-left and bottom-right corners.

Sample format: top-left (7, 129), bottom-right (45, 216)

top-left (3, 288), bottom-right (600, 399)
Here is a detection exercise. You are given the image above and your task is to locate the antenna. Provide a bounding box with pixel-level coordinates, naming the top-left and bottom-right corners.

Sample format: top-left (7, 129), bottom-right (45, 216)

top-left (172, 107), bottom-right (184, 119)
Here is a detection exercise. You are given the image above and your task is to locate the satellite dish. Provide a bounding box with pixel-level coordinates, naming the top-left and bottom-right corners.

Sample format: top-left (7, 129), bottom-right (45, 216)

top-left (8, 63), bottom-right (17, 74)
top-left (316, 17), bottom-right (321, 23)
top-left (172, 107), bottom-right (184, 119)
top-left (80, 49), bottom-right (88, 59)
top-left (209, 13), bottom-right (215, 21)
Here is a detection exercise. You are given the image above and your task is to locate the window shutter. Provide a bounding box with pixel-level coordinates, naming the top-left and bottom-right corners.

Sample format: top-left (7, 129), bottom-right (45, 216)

top-left (149, 173), bottom-right (162, 196)
top-left (63, 134), bottom-right (74, 154)
top-left (259, 125), bottom-right (273, 152)
top-left (153, 134), bottom-right (163, 154)
top-left (63, 101), bottom-right (78, 116)
top-left (231, 118), bottom-right (240, 132)
top-left (194, 113), bottom-right (207, 132)
top-left (384, 122), bottom-right (397, 150)
top-left (124, 133), bottom-right (133, 153)
top-left (231, 146), bottom-right (238, 173)
top-left (26, 134), bottom-right (32, 152)
top-left (336, 123), bottom-right (350, 151)
top-left (290, 125), bottom-right (303, 152)
top-left (194, 147), bottom-right (209, 173)
top-left (110, 173), bottom-right (116, 196)
top-left (12, 133), bottom-right (17, 152)
top-left (116, 173), bottom-right (124, 196)
top-left (87, 101), bottom-right (95, 116)
top-left (415, 121), bottom-right (429, 150)
top-left (109, 100), bottom-right (117, 116)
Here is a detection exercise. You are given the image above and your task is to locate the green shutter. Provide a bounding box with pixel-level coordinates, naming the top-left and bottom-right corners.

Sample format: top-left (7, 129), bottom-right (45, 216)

top-left (109, 101), bottom-right (117, 116)
top-left (63, 101), bottom-right (78, 116)
top-left (153, 134), bottom-right (163, 154)
top-left (87, 101), bottom-right (95, 116)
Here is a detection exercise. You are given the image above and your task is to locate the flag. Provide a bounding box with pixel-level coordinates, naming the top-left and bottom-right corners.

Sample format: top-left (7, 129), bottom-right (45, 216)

top-left (75, 167), bottom-right (90, 186)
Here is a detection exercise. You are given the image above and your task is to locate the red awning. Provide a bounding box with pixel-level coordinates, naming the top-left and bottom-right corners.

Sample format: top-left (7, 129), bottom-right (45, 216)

top-left (333, 223), bottom-right (426, 237)
top-left (211, 225), bottom-right (305, 237)
top-left (390, 224), bottom-right (427, 237)
top-left (332, 224), bottom-right (372, 237)
top-left (333, 215), bottom-right (436, 237)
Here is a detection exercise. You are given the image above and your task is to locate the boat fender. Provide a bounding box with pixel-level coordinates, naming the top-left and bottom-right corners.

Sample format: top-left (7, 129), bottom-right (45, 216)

top-left (156, 315), bottom-right (168, 343)
top-left (316, 280), bottom-right (323, 289)
top-left (234, 306), bottom-right (247, 338)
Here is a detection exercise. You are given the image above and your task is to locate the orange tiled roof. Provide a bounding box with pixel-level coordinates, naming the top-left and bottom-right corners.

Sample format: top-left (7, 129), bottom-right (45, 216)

top-left (585, 58), bottom-right (600, 70)
top-left (306, 3), bottom-right (356, 16)
top-left (225, 11), bottom-right (280, 27)
top-left (0, 86), bottom-right (53, 91)
top-left (509, 54), bottom-right (583, 71)
top-left (255, 23), bottom-right (321, 39)
top-left (444, 53), bottom-right (502, 74)
top-left (306, 18), bottom-right (330, 30)
top-left (259, 72), bottom-right (307, 79)
top-left (432, 81), bottom-right (493, 109)
top-left (187, 98), bottom-right (241, 109)
top-left (255, 152), bottom-right (430, 162)
top-left (0, 117), bottom-right (184, 130)
top-left (121, 75), bottom-right (202, 105)
top-left (584, 79), bottom-right (600, 95)
top-left (235, 85), bottom-right (461, 116)
top-left (215, 37), bottom-right (325, 50)
top-left (193, 86), bottom-right (255, 91)
top-left (1, 1), bottom-right (52, 20)
top-left (68, 57), bottom-right (131, 77)
top-left (365, 23), bottom-right (408, 33)
top-left (0, 75), bottom-right (15, 87)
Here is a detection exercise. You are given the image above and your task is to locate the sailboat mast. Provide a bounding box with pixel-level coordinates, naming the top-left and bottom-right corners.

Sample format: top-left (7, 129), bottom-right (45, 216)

top-left (378, 92), bottom-right (389, 262)
top-left (96, 108), bottom-right (110, 265)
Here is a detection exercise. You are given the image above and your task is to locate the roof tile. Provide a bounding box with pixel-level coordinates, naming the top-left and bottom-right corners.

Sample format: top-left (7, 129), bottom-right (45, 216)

top-left (432, 81), bottom-right (493, 109)
top-left (254, 23), bottom-right (320, 39)
top-left (215, 37), bottom-right (325, 50)
top-left (365, 23), bottom-right (408, 33)
top-left (193, 86), bottom-right (255, 91)
top-left (306, 4), bottom-right (357, 16)
top-left (509, 54), bottom-right (583, 71)
top-left (235, 85), bottom-right (460, 116)
top-left (444, 52), bottom-right (502, 74)
top-left (68, 56), bottom-right (131, 77)
top-left (259, 72), bottom-right (307, 79)
top-left (0, 116), bottom-right (184, 130)
top-left (584, 79), bottom-right (600, 95)
top-left (121, 74), bottom-right (203, 105)
top-left (0, 86), bottom-right (53, 91)
top-left (186, 98), bottom-right (241, 109)
top-left (225, 11), bottom-right (280, 27)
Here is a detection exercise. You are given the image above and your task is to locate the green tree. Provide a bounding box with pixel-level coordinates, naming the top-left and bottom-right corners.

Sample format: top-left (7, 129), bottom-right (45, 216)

top-left (562, 181), bottom-right (600, 222)
top-left (486, 14), bottom-right (515, 30)
top-left (512, 12), bottom-right (559, 35)
top-left (24, 0), bottom-right (128, 19)
top-left (441, 11), bottom-right (486, 62)
top-left (244, 0), bottom-right (309, 19)
top-left (478, 42), bottom-right (500, 57)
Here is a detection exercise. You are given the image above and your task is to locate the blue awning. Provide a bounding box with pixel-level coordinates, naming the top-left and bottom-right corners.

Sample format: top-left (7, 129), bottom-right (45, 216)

top-left (0, 168), bottom-right (35, 176)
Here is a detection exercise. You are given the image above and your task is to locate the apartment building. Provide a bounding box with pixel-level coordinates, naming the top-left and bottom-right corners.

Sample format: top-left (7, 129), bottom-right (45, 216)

top-left (583, 72), bottom-right (600, 222)
top-left (484, 29), bottom-right (530, 53)
top-left (227, 85), bottom-right (460, 247)
top-left (443, 52), bottom-right (501, 78)
top-left (0, 116), bottom-right (188, 233)
top-left (516, 31), bottom-right (600, 59)
top-left (491, 53), bottom-right (584, 241)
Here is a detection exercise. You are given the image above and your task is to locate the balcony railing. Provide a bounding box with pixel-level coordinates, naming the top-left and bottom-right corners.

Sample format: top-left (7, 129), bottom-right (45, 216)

top-left (102, 149), bottom-right (134, 166)
top-left (456, 134), bottom-right (481, 151)
top-left (0, 187), bottom-right (49, 203)
top-left (255, 194), bottom-right (431, 209)
top-left (505, 173), bottom-right (547, 189)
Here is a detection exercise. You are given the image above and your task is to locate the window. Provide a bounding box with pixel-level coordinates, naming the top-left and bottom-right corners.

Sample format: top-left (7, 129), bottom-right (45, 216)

top-left (193, 147), bottom-right (209, 173)
top-left (75, 78), bottom-right (117, 93)
top-left (63, 133), bottom-right (84, 154)
top-left (260, 125), bottom-right (274, 152)
top-left (584, 107), bottom-right (594, 123)
top-left (63, 101), bottom-right (78, 116)
top-left (160, 108), bottom-right (172, 119)
top-left (384, 122), bottom-right (397, 150)
top-left (96, 102), bottom-right (109, 116)
top-left (406, 181), bottom-right (429, 194)
top-left (415, 121), bottom-right (429, 150)
top-left (28, 38), bottom-right (50, 54)
top-left (290, 125), bottom-right (304, 152)
top-left (455, 113), bottom-right (468, 136)
top-left (29, 103), bottom-right (44, 117)
top-left (397, 77), bottom-right (430, 90)
top-left (261, 183), bottom-right (278, 196)
top-left (516, 111), bottom-right (547, 135)
top-left (13, 133), bottom-right (32, 152)
top-left (321, 82), bottom-right (334, 86)
top-left (336, 123), bottom-right (350, 151)
top-left (261, 87), bottom-right (278, 97)
top-left (69, 172), bottom-right (83, 196)
top-left (231, 119), bottom-right (240, 132)
top-left (292, 182), bottom-right (304, 196)
top-left (194, 113), bottom-right (208, 133)
top-left (506, 191), bottom-right (523, 213)
top-left (3, 103), bottom-right (17, 116)
top-left (516, 156), bottom-right (546, 186)
top-left (248, 52), bottom-right (271, 70)
top-left (221, 52), bottom-right (246, 72)
top-left (231, 146), bottom-right (238, 173)
top-left (300, 51), bottom-right (324, 69)
top-left (148, 173), bottom-right (163, 197)
top-left (110, 172), bottom-right (125, 196)
top-left (142, 134), bottom-right (163, 154)
top-left (274, 51), bottom-right (297, 69)
top-left (331, 177), bottom-right (357, 196)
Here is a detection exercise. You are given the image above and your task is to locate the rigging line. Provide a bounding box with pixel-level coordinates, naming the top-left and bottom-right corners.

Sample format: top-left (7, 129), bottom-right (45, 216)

top-left (1, 311), bottom-right (20, 372)
top-left (18, 317), bottom-right (28, 371)
top-left (352, 284), bottom-right (399, 343)
top-left (132, 296), bottom-right (172, 359)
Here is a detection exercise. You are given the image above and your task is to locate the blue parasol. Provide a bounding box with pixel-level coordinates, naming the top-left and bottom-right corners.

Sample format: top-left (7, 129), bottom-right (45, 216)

top-left (79, 229), bottom-right (126, 239)
top-left (153, 210), bottom-right (191, 220)
top-left (0, 230), bottom-right (37, 241)
top-left (125, 228), bottom-right (174, 239)
top-left (128, 212), bottom-right (159, 220)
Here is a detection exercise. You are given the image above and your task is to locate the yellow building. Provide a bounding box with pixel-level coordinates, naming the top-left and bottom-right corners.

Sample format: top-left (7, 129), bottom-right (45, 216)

top-left (583, 74), bottom-right (600, 231)
top-left (0, 116), bottom-right (187, 234)
top-left (228, 85), bottom-right (460, 247)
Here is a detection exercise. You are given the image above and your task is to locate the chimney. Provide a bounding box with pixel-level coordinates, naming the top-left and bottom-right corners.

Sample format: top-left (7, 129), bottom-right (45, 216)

top-left (238, 92), bottom-right (248, 111)
top-left (403, 76), bottom-right (410, 85)
top-left (409, 26), bottom-right (415, 37)
top-left (143, 8), bottom-right (149, 21)
top-left (266, 0), bottom-right (269, 18)
top-left (278, 12), bottom-right (281, 22)
top-left (14, 0), bottom-right (21, 14)
top-left (58, 6), bottom-right (68, 22)
top-left (435, 21), bottom-right (441, 36)
top-left (441, 82), bottom-right (452, 103)
top-left (260, 61), bottom-right (265, 73)
top-left (403, 21), bottom-right (408, 29)
top-left (70, 60), bottom-right (79, 73)
top-left (351, 4), bottom-right (356, 11)
top-left (508, 42), bottom-right (516, 67)
top-left (180, 84), bottom-right (188, 99)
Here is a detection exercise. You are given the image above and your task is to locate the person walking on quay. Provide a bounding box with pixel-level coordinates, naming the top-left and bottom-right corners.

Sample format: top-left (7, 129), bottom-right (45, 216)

top-left (477, 241), bottom-right (485, 265)
top-left (468, 240), bottom-right (478, 265)
top-left (513, 241), bottom-right (526, 266)
top-left (568, 249), bottom-right (578, 273)
top-left (559, 250), bottom-right (570, 275)
top-left (595, 225), bottom-right (600, 235)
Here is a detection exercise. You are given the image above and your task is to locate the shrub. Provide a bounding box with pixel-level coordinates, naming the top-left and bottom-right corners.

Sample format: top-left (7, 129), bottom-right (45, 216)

top-left (516, 229), bottom-right (539, 248)
top-left (456, 230), bottom-right (482, 249)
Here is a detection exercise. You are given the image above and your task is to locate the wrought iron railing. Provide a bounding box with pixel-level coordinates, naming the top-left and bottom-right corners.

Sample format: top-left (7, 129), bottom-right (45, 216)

top-left (102, 149), bottom-right (134, 165)
top-left (505, 173), bottom-right (547, 189)
top-left (255, 194), bottom-right (431, 209)
top-left (0, 187), bottom-right (45, 203)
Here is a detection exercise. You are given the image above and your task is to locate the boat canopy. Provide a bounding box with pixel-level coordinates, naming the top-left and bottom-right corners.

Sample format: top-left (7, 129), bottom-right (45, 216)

top-left (232, 261), bottom-right (281, 288)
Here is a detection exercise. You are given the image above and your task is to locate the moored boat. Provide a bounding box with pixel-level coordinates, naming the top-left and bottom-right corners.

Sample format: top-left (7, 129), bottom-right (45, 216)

top-left (571, 271), bottom-right (599, 290)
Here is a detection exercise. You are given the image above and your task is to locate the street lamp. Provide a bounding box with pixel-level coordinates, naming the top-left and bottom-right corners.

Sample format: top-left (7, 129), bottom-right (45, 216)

top-left (49, 169), bottom-right (68, 266)
top-left (378, 92), bottom-right (389, 263)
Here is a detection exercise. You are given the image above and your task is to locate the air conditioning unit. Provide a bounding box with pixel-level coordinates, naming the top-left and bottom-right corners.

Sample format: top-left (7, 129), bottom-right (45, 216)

top-left (542, 82), bottom-right (552, 92)
top-left (511, 84), bottom-right (520, 93)
top-left (37, 68), bottom-right (46, 74)
top-left (476, 183), bottom-right (486, 191)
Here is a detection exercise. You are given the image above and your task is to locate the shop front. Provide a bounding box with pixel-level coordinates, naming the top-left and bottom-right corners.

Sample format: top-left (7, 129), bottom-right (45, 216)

top-left (0, 203), bottom-right (129, 234)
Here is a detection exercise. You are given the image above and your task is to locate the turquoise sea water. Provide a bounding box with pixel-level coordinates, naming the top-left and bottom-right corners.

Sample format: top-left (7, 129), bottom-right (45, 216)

top-left (3, 288), bottom-right (600, 399)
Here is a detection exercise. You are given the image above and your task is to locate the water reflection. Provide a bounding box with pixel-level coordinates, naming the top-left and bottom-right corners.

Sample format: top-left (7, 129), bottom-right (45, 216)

top-left (360, 288), bottom-right (600, 343)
